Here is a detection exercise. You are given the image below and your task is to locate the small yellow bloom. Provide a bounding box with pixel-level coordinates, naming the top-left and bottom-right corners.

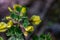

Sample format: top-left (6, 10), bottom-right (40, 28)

top-left (21, 7), bottom-right (26, 13)
top-left (25, 26), bottom-right (34, 32)
top-left (6, 16), bottom-right (11, 20)
top-left (23, 31), bottom-right (28, 37)
top-left (33, 21), bottom-right (41, 25)
top-left (0, 22), bottom-right (7, 30)
top-left (0, 22), bottom-right (7, 32)
top-left (31, 15), bottom-right (41, 25)
top-left (20, 7), bottom-right (26, 16)
top-left (7, 20), bottom-right (13, 28)
top-left (0, 29), bottom-right (7, 32)
top-left (8, 7), bottom-right (13, 12)
top-left (13, 4), bottom-right (21, 12)
top-left (31, 15), bottom-right (40, 21)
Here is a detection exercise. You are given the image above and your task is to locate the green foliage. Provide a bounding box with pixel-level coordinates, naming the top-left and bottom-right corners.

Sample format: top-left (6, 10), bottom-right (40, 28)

top-left (6, 26), bottom-right (22, 36)
top-left (23, 17), bottom-right (30, 28)
top-left (40, 33), bottom-right (52, 40)
top-left (32, 33), bottom-right (52, 40)
top-left (6, 25), bottom-right (24, 40)
top-left (10, 6), bottom-right (29, 28)
top-left (33, 35), bottom-right (39, 40)
top-left (8, 36), bottom-right (24, 40)
top-left (10, 12), bottom-right (21, 20)
top-left (15, 7), bottom-right (22, 12)
top-left (0, 37), bottom-right (4, 40)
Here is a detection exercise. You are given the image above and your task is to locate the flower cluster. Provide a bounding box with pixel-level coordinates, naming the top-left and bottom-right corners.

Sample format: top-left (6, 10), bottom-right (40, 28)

top-left (8, 4), bottom-right (26, 17)
top-left (0, 4), bottom-right (42, 39)
top-left (0, 20), bottom-right (13, 32)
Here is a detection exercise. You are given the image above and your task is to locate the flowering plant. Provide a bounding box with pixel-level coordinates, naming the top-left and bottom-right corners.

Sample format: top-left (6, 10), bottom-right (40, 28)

top-left (0, 4), bottom-right (41, 40)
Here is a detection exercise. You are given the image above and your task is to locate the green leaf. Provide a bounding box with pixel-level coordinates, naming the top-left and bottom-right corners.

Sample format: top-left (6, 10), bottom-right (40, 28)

top-left (8, 36), bottom-right (24, 40)
top-left (23, 18), bottom-right (29, 28)
top-left (10, 13), bottom-right (16, 19)
top-left (6, 26), bottom-right (22, 36)
top-left (10, 12), bottom-right (21, 20)
top-left (33, 35), bottom-right (39, 40)
top-left (6, 26), bottom-right (24, 40)
top-left (8, 36), bottom-right (16, 40)
top-left (40, 33), bottom-right (45, 39)
top-left (15, 7), bottom-right (22, 12)
top-left (39, 33), bottom-right (52, 40)
top-left (0, 37), bottom-right (4, 40)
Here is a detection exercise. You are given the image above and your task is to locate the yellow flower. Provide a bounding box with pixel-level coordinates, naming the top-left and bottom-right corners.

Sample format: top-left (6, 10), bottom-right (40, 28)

top-left (0, 22), bottom-right (7, 30)
top-left (21, 7), bottom-right (26, 13)
top-left (25, 26), bottom-right (34, 32)
top-left (33, 21), bottom-right (41, 25)
top-left (0, 29), bottom-right (7, 32)
top-left (31, 15), bottom-right (41, 25)
top-left (20, 7), bottom-right (26, 16)
top-left (7, 20), bottom-right (13, 28)
top-left (6, 16), bottom-right (11, 20)
top-left (31, 15), bottom-right (40, 21)
top-left (0, 22), bottom-right (7, 32)
top-left (8, 7), bottom-right (13, 12)
top-left (13, 4), bottom-right (21, 12)
top-left (23, 31), bottom-right (28, 37)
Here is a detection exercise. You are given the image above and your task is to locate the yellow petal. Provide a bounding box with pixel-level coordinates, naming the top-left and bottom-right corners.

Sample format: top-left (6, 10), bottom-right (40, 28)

top-left (0, 22), bottom-right (7, 30)
top-left (7, 20), bottom-right (13, 28)
top-left (23, 31), bottom-right (28, 37)
top-left (31, 15), bottom-right (42, 25)
top-left (25, 26), bottom-right (34, 32)
top-left (33, 21), bottom-right (40, 25)
top-left (21, 7), bottom-right (26, 13)
top-left (33, 19), bottom-right (42, 25)
top-left (6, 16), bottom-right (11, 20)
top-left (31, 15), bottom-right (40, 21)
top-left (8, 7), bottom-right (13, 12)
top-left (20, 7), bottom-right (26, 16)
top-left (0, 29), bottom-right (7, 32)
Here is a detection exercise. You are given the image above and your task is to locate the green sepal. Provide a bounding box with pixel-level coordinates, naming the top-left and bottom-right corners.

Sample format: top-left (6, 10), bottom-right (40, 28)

top-left (15, 6), bottom-right (22, 12)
